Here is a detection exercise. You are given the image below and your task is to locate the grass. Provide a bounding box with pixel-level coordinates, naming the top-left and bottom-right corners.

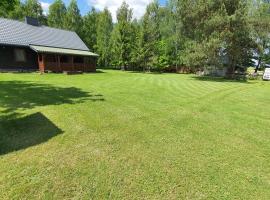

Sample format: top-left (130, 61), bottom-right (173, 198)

top-left (0, 70), bottom-right (270, 199)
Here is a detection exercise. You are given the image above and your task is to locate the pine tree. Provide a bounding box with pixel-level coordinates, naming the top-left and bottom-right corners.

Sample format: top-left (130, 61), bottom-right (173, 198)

top-left (129, 20), bottom-right (144, 70)
top-left (222, 0), bottom-right (253, 76)
top-left (82, 8), bottom-right (99, 52)
top-left (156, 6), bottom-right (173, 70)
top-left (115, 2), bottom-right (133, 70)
top-left (251, 0), bottom-right (270, 72)
top-left (141, 1), bottom-right (161, 71)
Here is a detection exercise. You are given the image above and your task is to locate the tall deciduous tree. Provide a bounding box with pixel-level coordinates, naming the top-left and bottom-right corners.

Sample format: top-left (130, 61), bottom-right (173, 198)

top-left (96, 8), bottom-right (113, 67)
top-left (8, 0), bottom-right (47, 24)
top-left (0, 0), bottom-right (18, 17)
top-left (166, 0), bottom-right (183, 70)
top-left (64, 0), bottom-right (82, 35)
top-left (82, 8), bottom-right (99, 52)
top-left (109, 26), bottom-right (122, 68)
top-left (23, 0), bottom-right (47, 24)
top-left (48, 0), bottom-right (66, 28)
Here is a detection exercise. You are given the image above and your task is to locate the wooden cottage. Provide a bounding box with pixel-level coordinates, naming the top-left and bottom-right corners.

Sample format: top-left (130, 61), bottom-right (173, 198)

top-left (0, 17), bottom-right (98, 73)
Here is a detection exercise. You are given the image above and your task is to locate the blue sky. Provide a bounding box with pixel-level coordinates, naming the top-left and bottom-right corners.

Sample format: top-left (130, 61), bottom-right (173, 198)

top-left (36, 0), bottom-right (167, 22)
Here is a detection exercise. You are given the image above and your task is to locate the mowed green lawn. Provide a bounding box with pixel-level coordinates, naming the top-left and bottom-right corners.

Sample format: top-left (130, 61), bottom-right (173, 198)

top-left (0, 70), bottom-right (270, 199)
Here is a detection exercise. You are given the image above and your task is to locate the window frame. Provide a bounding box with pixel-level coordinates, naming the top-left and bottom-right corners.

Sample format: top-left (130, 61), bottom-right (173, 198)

top-left (14, 49), bottom-right (26, 62)
top-left (74, 56), bottom-right (84, 64)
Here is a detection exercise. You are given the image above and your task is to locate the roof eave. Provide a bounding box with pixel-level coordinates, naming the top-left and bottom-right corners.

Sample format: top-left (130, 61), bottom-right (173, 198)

top-left (30, 45), bottom-right (99, 57)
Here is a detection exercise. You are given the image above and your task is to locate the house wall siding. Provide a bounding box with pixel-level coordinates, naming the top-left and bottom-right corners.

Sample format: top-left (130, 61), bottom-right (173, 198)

top-left (0, 45), bottom-right (38, 69)
top-left (0, 45), bottom-right (97, 72)
top-left (40, 54), bottom-right (96, 72)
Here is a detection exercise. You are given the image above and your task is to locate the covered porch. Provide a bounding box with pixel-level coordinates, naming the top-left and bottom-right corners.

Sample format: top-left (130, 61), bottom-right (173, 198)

top-left (30, 45), bottom-right (98, 73)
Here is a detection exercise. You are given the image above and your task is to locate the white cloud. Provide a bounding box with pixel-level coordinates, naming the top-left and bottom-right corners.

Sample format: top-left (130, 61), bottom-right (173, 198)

top-left (40, 1), bottom-right (51, 15)
top-left (87, 0), bottom-right (154, 22)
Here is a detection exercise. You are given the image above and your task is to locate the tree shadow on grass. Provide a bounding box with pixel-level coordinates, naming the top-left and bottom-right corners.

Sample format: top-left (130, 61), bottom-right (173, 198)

top-left (0, 81), bottom-right (105, 114)
top-left (191, 76), bottom-right (253, 84)
top-left (127, 71), bottom-right (165, 75)
top-left (0, 81), bottom-right (105, 155)
top-left (0, 112), bottom-right (63, 155)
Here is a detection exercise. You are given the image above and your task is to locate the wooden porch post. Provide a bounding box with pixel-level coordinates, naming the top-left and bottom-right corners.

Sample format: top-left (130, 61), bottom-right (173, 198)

top-left (57, 55), bottom-right (61, 72)
top-left (83, 57), bottom-right (86, 72)
top-left (71, 56), bottom-right (74, 71)
top-left (38, 54), bottom-right (45, 74)
top-left (42, 54), bottom-right (45, 71)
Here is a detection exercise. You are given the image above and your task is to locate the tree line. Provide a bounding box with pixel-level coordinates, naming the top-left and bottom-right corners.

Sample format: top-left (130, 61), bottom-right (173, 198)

top-left (1, 0), bottom-right (270, 75)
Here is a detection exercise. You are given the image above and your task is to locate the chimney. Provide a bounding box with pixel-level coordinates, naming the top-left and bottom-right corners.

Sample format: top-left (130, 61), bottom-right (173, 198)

top-left (25, 16), bottom-right (39, 26)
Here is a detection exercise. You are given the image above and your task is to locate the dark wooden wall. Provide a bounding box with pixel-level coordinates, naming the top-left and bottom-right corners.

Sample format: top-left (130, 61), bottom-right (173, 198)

top-left (40, 54), bottom-right (97, 73)
top-left (0, 45), bottom-right (38, 70)
top-left (0, 45), bottom-right (97, 72)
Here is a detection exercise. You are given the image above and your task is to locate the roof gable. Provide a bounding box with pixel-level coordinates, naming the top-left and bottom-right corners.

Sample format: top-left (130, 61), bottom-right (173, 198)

top-left (0, 18), bottom-right (89, 51)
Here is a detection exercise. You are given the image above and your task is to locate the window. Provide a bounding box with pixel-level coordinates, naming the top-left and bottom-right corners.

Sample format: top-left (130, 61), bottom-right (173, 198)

top-left (39, 55), bottom-right (42, 62)
top-left (74, 56), bottom-right (84, 63)
top-left (14, 49), bottom-right (26, 62)
top-left (46, 54), bottom-right (57, 62)
top-left (60, 56), bottom-right (69, 63)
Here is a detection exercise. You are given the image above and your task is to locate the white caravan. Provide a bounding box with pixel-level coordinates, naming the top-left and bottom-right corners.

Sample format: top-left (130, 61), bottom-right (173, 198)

top-left (263, 68), bottom-right (270, 80)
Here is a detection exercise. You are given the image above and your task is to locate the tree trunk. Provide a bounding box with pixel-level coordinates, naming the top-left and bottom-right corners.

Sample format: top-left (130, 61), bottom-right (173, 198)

top-left (175, 41), bottom-right (178, 73)
top-left (142, 60), bottom-right (145, 73)
top-left (121, 63), bottom-right (127, 71)
top-left (232, 65), bottom-right (236, 79)
top-left (254, 57), bottom-right (262, 73)
top-left (227, 58), bottom-right (235, 79)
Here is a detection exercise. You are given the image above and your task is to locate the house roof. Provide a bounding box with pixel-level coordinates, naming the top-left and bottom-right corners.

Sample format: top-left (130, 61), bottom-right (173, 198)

top-left (30, 45), bottom-right (98, 57)
top-left (0, 18), bottom-right (90, 52)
